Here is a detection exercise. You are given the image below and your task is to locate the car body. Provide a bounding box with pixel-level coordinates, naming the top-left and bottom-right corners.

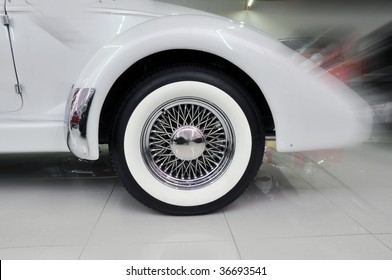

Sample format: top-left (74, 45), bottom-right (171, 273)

top-left (1, 0), bottom-right (372, 214)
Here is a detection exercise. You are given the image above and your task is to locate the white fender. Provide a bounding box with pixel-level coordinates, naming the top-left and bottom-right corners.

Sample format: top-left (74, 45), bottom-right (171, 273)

top-left (72, 14), bottom-right (372, 160)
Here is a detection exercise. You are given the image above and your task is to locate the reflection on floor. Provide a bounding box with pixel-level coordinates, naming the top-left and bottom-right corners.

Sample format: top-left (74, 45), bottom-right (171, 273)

top-left (0, 143), bottom-right (392, 260)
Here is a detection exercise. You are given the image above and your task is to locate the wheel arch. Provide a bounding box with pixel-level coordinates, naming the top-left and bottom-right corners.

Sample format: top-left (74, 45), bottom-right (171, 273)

top-left (98, 49), bottom-right (274, 145)
top-left (69, 14), bottom-right (282, 160)
top-left (68, 14), bottom-right (372, 160)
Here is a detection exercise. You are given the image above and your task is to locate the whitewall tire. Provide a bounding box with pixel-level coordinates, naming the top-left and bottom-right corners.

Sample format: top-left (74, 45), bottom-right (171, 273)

top-left (110, 65), bottom-right (264, 215)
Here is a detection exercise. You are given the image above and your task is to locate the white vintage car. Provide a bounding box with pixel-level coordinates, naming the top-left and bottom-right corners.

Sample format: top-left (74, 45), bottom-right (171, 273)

top-left (1, 0), bottom-right (372, 215)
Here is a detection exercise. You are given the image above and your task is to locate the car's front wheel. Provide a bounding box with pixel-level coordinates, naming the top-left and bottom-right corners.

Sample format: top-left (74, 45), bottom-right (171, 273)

top-left (110, 65), bottom-right (264, 215)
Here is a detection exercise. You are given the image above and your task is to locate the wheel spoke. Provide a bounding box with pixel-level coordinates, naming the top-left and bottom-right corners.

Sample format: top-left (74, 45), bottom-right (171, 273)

top-left (141, 97), bottom-right (234, 189)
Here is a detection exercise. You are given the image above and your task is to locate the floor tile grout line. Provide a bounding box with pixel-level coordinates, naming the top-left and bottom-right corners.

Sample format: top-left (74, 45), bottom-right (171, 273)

top-left (284, 152), bottom-right (378, 218)
top-left (0, 244), bottom-right (84, 250)
top-left (222, 210), bottom-right (243, 260)
top-left (77, 181), bottom-right (117, 260)
top-left (297, 153), bottom-right (380, 211)
top-left (372, 235), bottom-right (392, 253)
top-left (230, 232), bottom-right (385, 242)
top-left (298, 152), bottom-right (392, 221)
top-left (287, 154), bottom-right (392, 252)
top-left (291, 167), bottom-right (374, 233)
top-left (271, 150), bottom-right (392, 255)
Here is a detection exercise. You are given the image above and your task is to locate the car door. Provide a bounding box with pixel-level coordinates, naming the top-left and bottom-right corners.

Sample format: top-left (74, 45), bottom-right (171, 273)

top-left (4, 0), bottom-right (151, 120)
top-left (0, 0), bottom-right (22, 112)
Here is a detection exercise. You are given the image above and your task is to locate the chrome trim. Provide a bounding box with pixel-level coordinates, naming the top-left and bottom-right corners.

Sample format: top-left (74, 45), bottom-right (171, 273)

top-left (66, 87), bottom-right (96, 159)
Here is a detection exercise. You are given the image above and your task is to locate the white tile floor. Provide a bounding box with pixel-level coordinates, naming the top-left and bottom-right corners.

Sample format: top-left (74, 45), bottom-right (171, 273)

top-left (1, 143), bottom-right (392, 260)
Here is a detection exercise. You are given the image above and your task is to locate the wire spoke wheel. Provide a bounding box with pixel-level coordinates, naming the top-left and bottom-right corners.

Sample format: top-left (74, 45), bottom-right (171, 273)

top-left (142, 98), bottom-right (234, 189)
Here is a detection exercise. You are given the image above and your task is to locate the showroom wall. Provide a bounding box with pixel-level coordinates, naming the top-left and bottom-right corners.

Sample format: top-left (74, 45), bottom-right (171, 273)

top-left (159, 0), bottom-right (392, 40)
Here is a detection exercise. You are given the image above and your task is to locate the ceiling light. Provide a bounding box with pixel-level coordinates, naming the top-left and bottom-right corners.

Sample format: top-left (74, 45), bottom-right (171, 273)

top-left (245, 0), bottom-right (254, 10)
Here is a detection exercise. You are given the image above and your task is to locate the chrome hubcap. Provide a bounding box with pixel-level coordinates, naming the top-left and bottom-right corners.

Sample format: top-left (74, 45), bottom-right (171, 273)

top-left (141, 97), bottom-right (235, 189)
top-left (170, 126), bottom-right (206, 161)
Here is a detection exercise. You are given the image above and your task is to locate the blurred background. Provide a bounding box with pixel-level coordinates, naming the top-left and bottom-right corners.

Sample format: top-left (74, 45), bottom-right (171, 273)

top-left (160, 0), bottom-right (392, 142)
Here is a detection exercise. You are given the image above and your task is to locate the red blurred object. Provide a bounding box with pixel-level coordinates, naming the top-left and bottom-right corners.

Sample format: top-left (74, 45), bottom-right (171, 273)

top-left (328, 59), bottom-right (363, 83)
